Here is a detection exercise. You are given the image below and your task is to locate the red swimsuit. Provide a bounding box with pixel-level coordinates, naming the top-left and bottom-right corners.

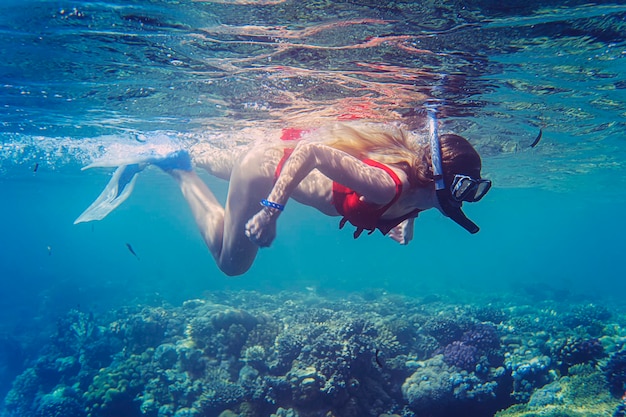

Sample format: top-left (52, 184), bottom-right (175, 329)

top-left (276, 128), bottom-right (421, 238)
top-left (331, 159), bottom-right (421, 238)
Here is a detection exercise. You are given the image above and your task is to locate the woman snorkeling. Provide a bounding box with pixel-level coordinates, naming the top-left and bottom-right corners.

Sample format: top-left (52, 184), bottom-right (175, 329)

top-left (76, 112), bottom-right (491, 276)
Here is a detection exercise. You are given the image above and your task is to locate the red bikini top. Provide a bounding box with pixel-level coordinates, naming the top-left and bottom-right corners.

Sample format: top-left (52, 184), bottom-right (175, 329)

top-left (276, 128), bottom-right (421, 238)
top-left (332, 160), bottom-right (421, 238)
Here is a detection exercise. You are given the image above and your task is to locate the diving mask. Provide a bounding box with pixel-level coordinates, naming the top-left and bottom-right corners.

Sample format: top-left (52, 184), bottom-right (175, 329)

top-left (450, 174), bottom-right (491, 202)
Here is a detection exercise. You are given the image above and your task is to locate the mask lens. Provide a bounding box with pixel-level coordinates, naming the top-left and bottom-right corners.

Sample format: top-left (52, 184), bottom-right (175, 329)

top-left (451, 175), bottom-right (473, 201)
top-left (451, 175), bottom-right (491, 202)
top-left (472, 180), bottom-right (492, 202)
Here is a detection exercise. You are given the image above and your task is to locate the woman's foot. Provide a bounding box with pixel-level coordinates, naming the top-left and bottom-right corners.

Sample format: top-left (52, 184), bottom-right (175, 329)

top-left (152, 150), bottom-right (193, 172)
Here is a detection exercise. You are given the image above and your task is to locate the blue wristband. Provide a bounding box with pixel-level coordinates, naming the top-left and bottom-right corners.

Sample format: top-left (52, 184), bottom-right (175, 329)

top-left (260, 199), bottom-right (285, 211)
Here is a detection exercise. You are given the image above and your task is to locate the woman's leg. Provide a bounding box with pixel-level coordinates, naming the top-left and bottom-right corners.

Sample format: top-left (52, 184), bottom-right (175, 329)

top-left (190, 143), bottom-right (249, 180)
top-left (170, 145), bottom-right (280, 276)
top-left (170, 169), bottom-right (226, 264)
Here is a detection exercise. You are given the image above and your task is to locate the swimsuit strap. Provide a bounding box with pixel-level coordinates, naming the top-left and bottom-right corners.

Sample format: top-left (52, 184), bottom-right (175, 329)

top-left (334, 159), bottom-right (405, 238)
top-left (361, 158), bottom-right (403, 212)
top-left (275, 148), bottom-right (294, 179)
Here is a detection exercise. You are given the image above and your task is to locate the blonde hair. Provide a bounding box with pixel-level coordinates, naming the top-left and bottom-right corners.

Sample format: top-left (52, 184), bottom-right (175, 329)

top-left (310, 123), bottom-right (482, 189)
top-left (321, 123), bottom-right (431, 187)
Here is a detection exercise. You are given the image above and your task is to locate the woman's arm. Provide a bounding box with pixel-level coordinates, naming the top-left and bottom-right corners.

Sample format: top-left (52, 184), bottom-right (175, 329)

top-left (245, 142), bottom-right (398, 247)
top-left (270, 142), bottom-right (398, 206)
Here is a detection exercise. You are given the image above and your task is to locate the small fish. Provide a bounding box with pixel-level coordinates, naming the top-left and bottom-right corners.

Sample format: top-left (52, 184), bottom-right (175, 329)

top-left (125, 243), bottom-right (140, 260)
top-left (530, 129), bottom-right (542, 148)
top-left (375, 349), bottom-right (384, 368)
top-left (47, 245), bottom-right (52, 256)
top-left (134, 134), bottom-right (147, 143)
top-left (33, 163), bottom-right (39, 172)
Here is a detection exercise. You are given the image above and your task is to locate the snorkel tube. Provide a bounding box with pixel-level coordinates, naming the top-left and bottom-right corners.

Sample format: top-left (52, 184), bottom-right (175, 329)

top-left (427, 107), bottom-right (480, 234)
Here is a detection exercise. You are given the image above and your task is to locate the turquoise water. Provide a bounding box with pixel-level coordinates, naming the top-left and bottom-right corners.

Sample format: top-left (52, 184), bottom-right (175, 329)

top-left (1, 1), bottom-right (626, 416)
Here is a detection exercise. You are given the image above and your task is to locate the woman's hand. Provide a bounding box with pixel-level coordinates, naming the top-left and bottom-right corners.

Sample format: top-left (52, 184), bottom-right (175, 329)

top-left (388, 218), bottom-right (414, 245)
top-left (245, 208), bottom-right (278, 247)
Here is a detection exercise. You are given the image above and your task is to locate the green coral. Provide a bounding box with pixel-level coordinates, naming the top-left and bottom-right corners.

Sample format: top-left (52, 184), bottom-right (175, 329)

top-left (83, 352), bottom-right (150, 417)
top-left (496, 368), bottom-right (619, 417)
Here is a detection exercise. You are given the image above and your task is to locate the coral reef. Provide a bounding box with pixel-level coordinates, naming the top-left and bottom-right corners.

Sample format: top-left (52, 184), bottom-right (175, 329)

top-left (2, 292), bottom-right (626, 417)
top-left (552, 337), bottom-right (605, 374)
top-left (438, 323), bottom-right (504, 372)
top-left (605, 350), bottom-right (626, 396)
top-left (495, 365), bottom-right (620, 417)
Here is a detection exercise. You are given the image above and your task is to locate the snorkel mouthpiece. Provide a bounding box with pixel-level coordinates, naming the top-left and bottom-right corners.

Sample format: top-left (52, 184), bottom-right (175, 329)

top-left (426, 106), bottom-right (480, 234)
top-left (438, 196), bottom-right (480, 234)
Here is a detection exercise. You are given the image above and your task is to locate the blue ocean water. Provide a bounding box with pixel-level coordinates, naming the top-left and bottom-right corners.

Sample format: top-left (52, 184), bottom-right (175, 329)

top-left (1, 1), bottom-right (626, 416)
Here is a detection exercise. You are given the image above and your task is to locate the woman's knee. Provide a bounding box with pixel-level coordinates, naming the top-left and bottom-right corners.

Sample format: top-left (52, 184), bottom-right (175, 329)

top-left (217, 251), bottom-right (256, 276)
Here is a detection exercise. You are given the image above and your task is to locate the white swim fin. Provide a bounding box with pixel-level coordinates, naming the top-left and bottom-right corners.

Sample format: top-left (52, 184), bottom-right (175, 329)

top-left (74, 163), bottom-right (143, 224)
top-left (74, 150), bottom-right (191, 224)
